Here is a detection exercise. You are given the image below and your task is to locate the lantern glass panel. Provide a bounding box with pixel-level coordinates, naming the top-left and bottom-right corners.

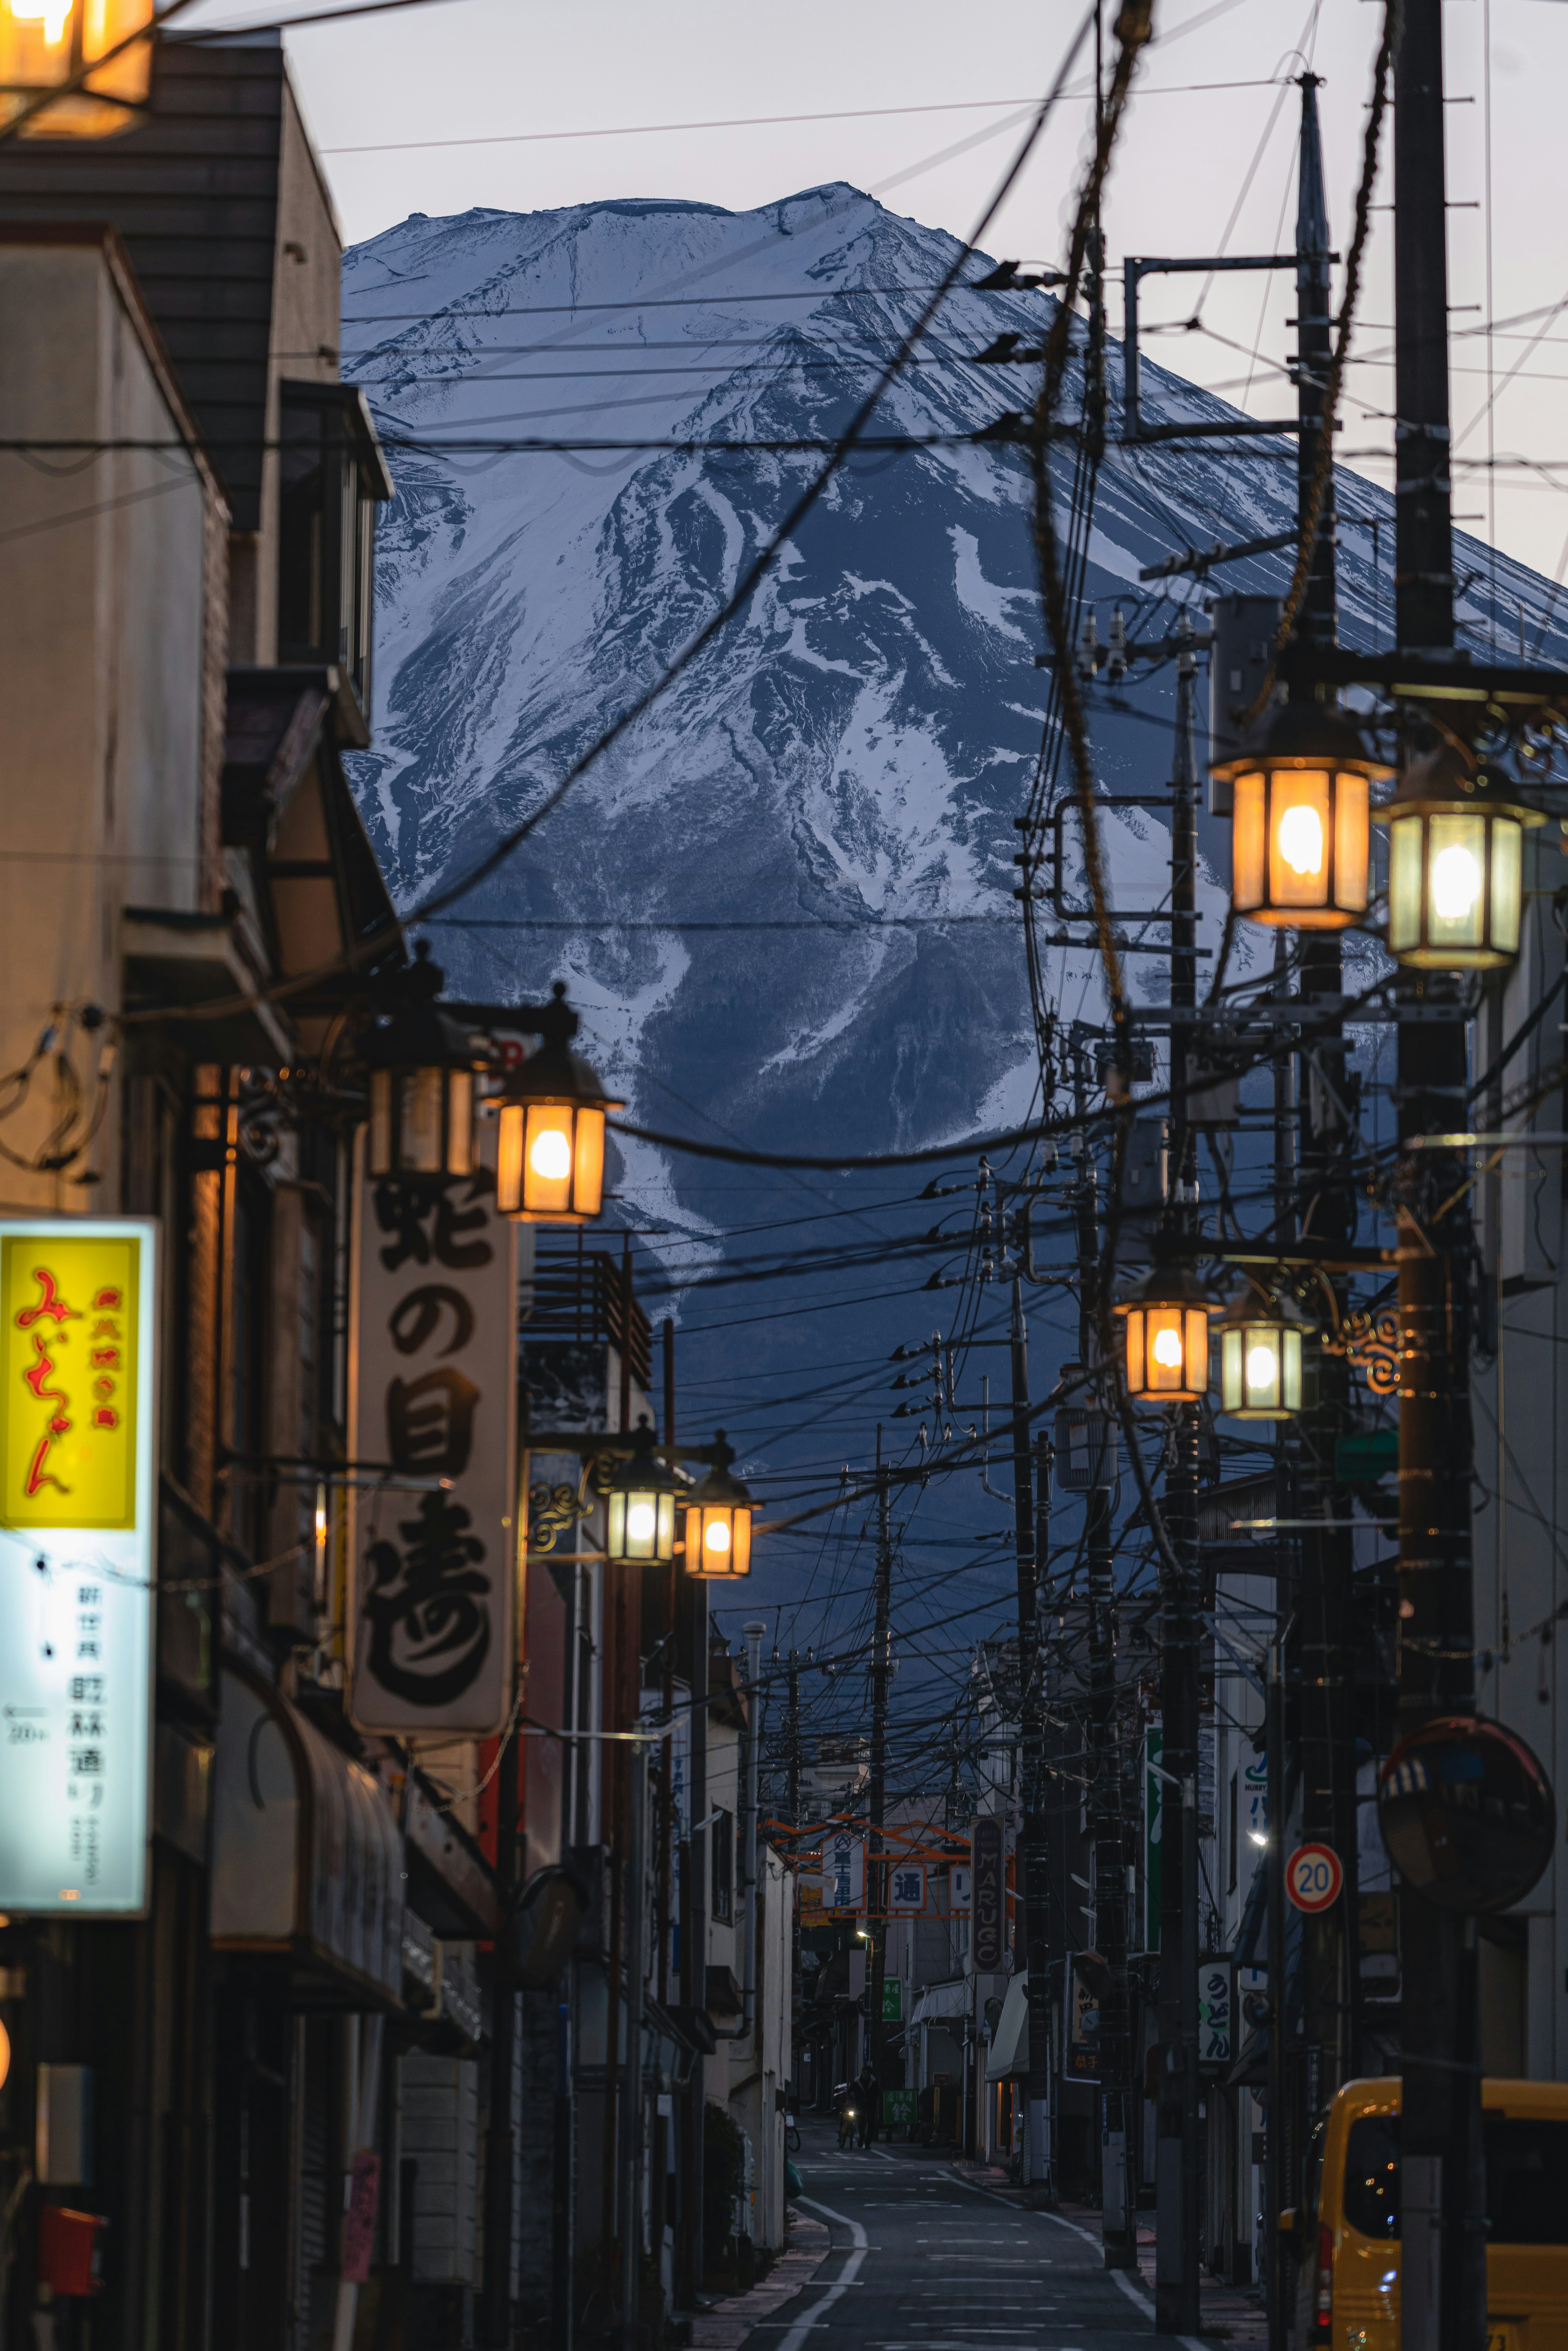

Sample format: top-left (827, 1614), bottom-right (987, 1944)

top-left (1221, 1326), bottom-right (1243, 1410)
top-left (1426, 810), bottom-right (1488, 954)
top-left (1281, 1326), bottom-right (1303, 1411)
top-left (1388, 813), bottom-right (1425, 955)
top-left (399, 1068), bottom-right (445, 1174)
top-left (1145, 1306), bottom-right (1185, 1396)
top-left (1124, 1304), bottom-right (1147, 1396)
top-left (448, 1070), bottom-right (474, 1177)
top-left (1332, 771), bottom-right (1370, 913)
top-left (1232, 771), bottom-right (1266, 911)
top-left (1490, 817), bottom-right (1523, 958)
top-left (1267, 769), bottom-right (1331, 911)
top-left (368, 1067), bottom-right (393, 1177)
top-left (1183, 1306), bottom-right (1210, 1396)
top-left (495, 1102), bottom-right (523, 1213)
top-left (1243, 1331), bottom-right (1281, 1413)
top-left (572, 1105), bottom-right (607, 1220)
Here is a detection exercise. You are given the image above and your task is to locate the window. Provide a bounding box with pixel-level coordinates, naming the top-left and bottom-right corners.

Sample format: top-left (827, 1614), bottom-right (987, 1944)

top-left (1343, 2115), bottom-right (1401, 2239)
top-left (1341, 2114), bottom-right (1568, 2246)
top-left (711, 1808), bottom-right (734, 1922)
top-left (1484, 2118), bottom-right (1568, 2244)
top-left (276, 382), bottom-right (392, 716)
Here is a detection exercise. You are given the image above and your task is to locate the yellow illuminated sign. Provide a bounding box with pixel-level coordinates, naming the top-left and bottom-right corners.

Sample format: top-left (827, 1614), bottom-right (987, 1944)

top-left (0, 1235), bottom-right (140, 1531)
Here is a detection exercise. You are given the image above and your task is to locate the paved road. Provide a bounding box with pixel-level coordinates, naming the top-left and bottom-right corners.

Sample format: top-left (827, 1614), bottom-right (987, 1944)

top-left (771, 2120), bottom-right (1183, 2351)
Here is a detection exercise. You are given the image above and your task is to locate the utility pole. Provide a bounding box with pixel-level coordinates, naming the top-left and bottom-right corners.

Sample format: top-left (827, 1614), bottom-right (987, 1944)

top-left (1292, 67), bottom-right (1360, 2128)
top-left (1009, 1275), bottom-right (1051, 2193)
top-left (868, 1437), bottom-right (893, 2106)
top-left (1155, 626), bottom-right (1202, 2337)
top-left (1392, 12), bottom-right (1486, 2351)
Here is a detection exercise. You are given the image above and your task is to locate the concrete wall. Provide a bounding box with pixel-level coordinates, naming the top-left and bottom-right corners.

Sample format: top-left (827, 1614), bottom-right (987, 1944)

top-left (1471, 824), bottom-right (1568, 2081)
top-left (0, 233), bottom-right (225, 1210)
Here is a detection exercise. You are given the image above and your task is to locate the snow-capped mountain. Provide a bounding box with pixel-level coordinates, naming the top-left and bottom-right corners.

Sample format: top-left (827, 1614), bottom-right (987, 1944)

top-left (339, 186), bottom-right (1568, 1613)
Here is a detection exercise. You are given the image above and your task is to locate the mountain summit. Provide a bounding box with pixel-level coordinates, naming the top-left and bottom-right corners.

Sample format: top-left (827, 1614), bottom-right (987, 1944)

top-left (340, 187), bottom-right (1557, 1229)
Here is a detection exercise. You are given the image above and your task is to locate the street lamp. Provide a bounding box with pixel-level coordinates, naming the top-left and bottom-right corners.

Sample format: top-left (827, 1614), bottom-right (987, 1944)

top-left (682, 1432), bottom-right (755, 1579)
top-left (604, 1417), bottom-right (679, 1567)
top-left (0, 0), bottom-right (154, 137)
top-left (1216, 1286), bottom-right (1311, 1420)
top-left (1212, 701), bottom-right (1394, 930)
top-left (493, 983), bottom-right (622, 1224)
top-left (1377, 742), bottom-right (1544, 970)
top-left (1115, 1266), bottom-right (1212, 1406)
top-left (363, 941), bottom-right (479, 1183)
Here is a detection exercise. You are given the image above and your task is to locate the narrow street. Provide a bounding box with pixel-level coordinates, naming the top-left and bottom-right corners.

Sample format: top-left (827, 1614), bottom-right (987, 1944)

top-left (768, 2122), bottom-right (1169, 2351)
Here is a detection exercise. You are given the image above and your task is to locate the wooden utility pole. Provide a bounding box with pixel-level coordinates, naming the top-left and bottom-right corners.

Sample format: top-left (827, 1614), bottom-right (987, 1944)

top-left (1155, 640), bottom-right (1202, 2337)
top-left (1392, 12), bottom-right (1486, 2351)
top-left (1009, 1276), bottom-right (1051, 2191)
top-left (1292, 65), bottom-right (1360, 2128)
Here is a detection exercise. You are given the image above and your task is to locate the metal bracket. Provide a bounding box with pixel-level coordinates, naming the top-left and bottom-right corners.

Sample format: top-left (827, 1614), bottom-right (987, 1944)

top-left (1122, 252), bottom-right (1335, 446)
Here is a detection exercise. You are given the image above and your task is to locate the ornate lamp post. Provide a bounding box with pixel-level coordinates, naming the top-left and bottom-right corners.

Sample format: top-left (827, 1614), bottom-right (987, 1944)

top-left (1216, 1285), bottom-right (1312, 1420)
top-left (1115, 1266), bottom-right (1212, 1406)
top-left (682, 1433), bottom-right (754, 1578)
top-left (1378, 741), bottom-right (1543, 970)
top-left (1211, 702), bottom-right (1394, 930)
top-left (604, 1418), bottom-right (680, 1567)
top-left (362, 940), bottom-right (480, 1183)
top-left (493, 983), bottom-right (622, 1224)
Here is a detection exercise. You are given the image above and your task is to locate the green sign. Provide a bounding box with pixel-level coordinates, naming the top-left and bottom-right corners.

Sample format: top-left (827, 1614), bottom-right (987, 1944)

top-left (883, 2087), bottom-right (917, 2126)
top-left (882, 1977), bottom-right (903, 2022)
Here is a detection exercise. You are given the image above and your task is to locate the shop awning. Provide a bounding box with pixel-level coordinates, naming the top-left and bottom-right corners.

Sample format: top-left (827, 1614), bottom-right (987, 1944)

top-left (910, 1979), bottom-right (970, 2028)
top-left (986, 1972), bottom-right (1030, 2082)
top-left (210, 1662), bottom-right (404, 2008)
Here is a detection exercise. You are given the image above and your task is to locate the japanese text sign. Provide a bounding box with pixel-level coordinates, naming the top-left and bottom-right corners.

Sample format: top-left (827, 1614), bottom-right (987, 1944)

top-left (1198, 1959), bottom-right (1233, 2068)
top-left (971, 1814), bottom-right (1005, 1971)
top-left (824, 1832), bottom-right (863, 1913)
top-left (889, 1863), bottom-right (926, 1912)
top-left (348, 1148), bottom-right (518, 1734)
top-left (0, 1220), bottom-right (158, 1915)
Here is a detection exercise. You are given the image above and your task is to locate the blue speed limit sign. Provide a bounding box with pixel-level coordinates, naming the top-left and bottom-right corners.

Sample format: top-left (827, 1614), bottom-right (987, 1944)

top-left (1286, 1843), bottom-right (1343, 1914)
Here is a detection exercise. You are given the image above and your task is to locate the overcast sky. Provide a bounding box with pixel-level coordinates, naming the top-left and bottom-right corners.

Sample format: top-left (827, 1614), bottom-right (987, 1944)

top-left (184, 0), bottom-right (1568, 586)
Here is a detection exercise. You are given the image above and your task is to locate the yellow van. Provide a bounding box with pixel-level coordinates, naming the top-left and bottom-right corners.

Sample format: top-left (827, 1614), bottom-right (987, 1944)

top-left (1287, 2077), bottom-right (1568, 2351)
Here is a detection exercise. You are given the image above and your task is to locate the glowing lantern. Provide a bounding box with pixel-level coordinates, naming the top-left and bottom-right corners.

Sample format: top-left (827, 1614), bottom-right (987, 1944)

top-left (1211, 701), bottom-right (1394, 930)
top-left (1115, 1266), bottom-right (1212, 1406)
top-left (1378, 743), bottom-right (1543, 970)
top-left (363, 941), bottom-right (479, 1183)
top-left (0, 0), bottom-right (154, 138)
top-left (494, 983), bottom-right (622, 1224)
top-left (604, 1418), bottom-right (679, 1567)
top-left (682, 1433), bottom-right (754, 1579)
top-left (1217, 1287), bottom-right (1311, 1420)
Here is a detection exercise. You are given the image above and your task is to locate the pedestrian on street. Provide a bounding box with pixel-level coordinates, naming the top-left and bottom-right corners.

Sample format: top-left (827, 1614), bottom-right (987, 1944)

top-left (856, 2059), bottom-right (878, 2148)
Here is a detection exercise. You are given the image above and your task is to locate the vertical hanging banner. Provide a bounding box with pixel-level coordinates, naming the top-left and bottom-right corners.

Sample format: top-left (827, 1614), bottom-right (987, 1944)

top-left (971, 1814), bottom-right (1005, 1970)
top-left (348, 1141), bottom-right (518, 1735)
top-left (823, 1830), bottom-right (864, 1914)
top-left (0, 1220), bottom-right (158, 1915)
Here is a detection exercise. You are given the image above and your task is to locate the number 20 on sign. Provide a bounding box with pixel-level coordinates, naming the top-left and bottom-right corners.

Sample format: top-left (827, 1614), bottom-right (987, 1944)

top-left (1286, 1843), bottom-right (1344, 1914)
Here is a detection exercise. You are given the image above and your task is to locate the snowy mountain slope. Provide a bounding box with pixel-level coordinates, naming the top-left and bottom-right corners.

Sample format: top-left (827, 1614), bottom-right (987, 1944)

top-left (340, 184), bottom-right (1568, 1335)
